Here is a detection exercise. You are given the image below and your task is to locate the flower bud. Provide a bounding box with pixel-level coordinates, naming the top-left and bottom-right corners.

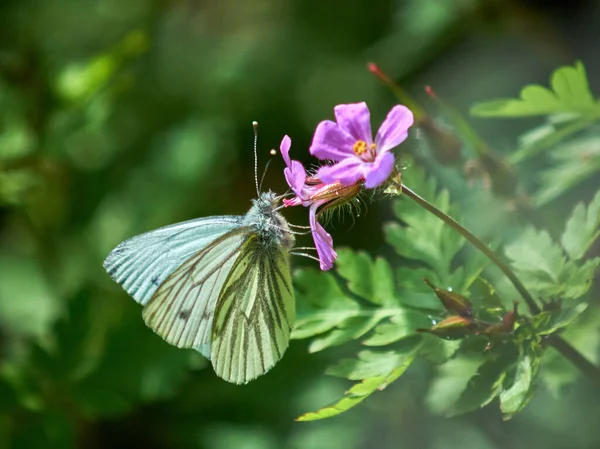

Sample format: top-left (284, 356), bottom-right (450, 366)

top-left (417, 315), bottom-right (477, 340)
top-left (423, 278), bottom-right (473, 317)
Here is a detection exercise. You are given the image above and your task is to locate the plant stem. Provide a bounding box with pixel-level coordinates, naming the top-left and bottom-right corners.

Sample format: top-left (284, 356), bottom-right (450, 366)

top-left (402, 184), bottom-right (600, 386)
top-left (402, 185), bottom-right (540, 314)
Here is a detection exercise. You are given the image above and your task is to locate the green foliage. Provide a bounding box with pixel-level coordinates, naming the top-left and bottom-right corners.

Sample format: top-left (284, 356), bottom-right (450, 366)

top-left (562, 190), bottom-right (600, 260)
top-left (2, 8), bottom-right (600, 447)
top-left (533, 133), bottom-right (600, 206)
top-left (296, 339), bottom-right (421, 421)
top-left (505, 193), bottom-right (600, 299)
top-left (471, 62), bottom-right (600, 118)
top-left (294, 158), bottom-right (600, 422)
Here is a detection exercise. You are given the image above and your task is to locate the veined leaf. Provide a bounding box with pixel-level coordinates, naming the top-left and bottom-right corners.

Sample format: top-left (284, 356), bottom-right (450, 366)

top-left (335, 248), bottom-right (399, 307)
top-left (292, 251), bottom-right (422, 352)
top-left (426, 353), bottom-right (486, 416)
top-left (505, 226), bottom-right (599, 300)
top-left (561, 190), bottom-right (600, 260)
top-left (471, 62), bottom-right (600, 118)
top-left (500, 343), bottom-right (543, 419)
top-left (296, 339), bottom-right (421, 421)
top-left (505, 228), bottom-right (565, 282)
top-left (530, 303), bottom-right (588, 336)
top-left (292, 268), bottom-right (361, 340)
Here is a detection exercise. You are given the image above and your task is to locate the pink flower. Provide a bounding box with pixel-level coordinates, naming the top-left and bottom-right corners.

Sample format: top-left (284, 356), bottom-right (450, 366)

top-left (310, 102), bottom-right (414, 189)
top-left (280, 136), bottom-right (359, 271)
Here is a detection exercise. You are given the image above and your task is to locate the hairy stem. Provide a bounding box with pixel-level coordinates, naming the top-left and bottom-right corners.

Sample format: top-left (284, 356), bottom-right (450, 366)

top-left (402, 184), bottom-right (600, 386)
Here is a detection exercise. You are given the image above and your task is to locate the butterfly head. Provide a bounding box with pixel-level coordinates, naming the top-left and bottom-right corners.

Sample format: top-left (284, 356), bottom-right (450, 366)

top-left (244, 191), bottom-right (295, 251)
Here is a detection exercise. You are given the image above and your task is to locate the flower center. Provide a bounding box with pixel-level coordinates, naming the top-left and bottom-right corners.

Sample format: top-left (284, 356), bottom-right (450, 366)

top-left (353, 140), bottom-right (376, 161)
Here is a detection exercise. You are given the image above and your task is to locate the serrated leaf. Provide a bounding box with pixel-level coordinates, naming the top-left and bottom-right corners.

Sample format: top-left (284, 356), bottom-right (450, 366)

top-left (506, 226), bottom-right (599, 300)
top-left (426, 353), bottom-right (486, 415)
top-left (419, 335), bottom-right (462, 364)
top-left (500, 343), bottom-right (543, 419)
top-left (297, 339), bottom-right (421, 421)
top-left (560, 258), bottom-right (600, 299)
top-left (447, 347), bottom-right (519, 416)
top-left (336, 249), bottom-right (398, 306)
top-left (531, 303), bottom-right (588, 336)
top-left (505, 227), bottom-right (565, 282)
top-left (307, 312), bottom-right (390, 353)
top-left (471, 62), bottom-right (600, 118)
top-left (363, 310), bottom-right (432, 346)
top-left (293, 251), bottom-right (429, 352)
top-left (292, 269), bottom-right (360, 340)
top-left (561, 190), bottom-right (600, 260)
top-left (539, 305), bottom-right (600, 393)
top-left (534, 135), bottom-right (600, 206)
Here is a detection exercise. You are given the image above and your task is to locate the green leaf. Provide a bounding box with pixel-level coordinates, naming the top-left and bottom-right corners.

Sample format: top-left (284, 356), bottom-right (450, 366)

top-left (292, 268), bottom-right (360, 341)
top-left (533, 134), bottom-right (600, 206)
top-left (419, 335), bottom-right (462, 364)
top-left (363, 310), bottom-right (432, 346)
top-left (500, 343), bottom-right (543, 419)
top-left (335, 249), bottom-right (398, 306)
top-left (293, 251), bottom-right (428, 352)
top-left (560, 258), bottom-right (600, 299)
top-left (531, 303), bottom-right (588, 336)
top-left (296, 338), bottom-right (421, 421)
top-left (447, 349), bottom-right (518, 416)
top-left (539, 305), bottom-right (600, 394)
top-left (471, 62), bottom-right (600, 118)
top-left (510, 115), bottom-right (594, 164)
top-left (561, 190), bottom-right (600, 260)
top-left (506, 225), bottom-right (599, 300)
top-left (505, 227), bottom-right (565, 284)
top-left (426, 353), bottom-right (486, 416)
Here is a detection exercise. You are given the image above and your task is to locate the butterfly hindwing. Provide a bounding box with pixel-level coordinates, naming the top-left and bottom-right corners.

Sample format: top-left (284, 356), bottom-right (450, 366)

top-left (210, 234), bottom-right (294, 384)
top-left (142, 227), bottom-right (253, 352)
top-left (104, 216), bottom-right (243, 306)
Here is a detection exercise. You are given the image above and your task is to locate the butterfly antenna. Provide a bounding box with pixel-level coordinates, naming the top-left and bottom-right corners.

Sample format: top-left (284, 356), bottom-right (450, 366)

top-left (258, 149), bottom-right (277, 192)
top-left (253, 121), bottom-right (260, 195)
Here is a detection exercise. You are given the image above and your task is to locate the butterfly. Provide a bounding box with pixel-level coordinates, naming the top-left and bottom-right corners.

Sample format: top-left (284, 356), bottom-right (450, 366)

top-left (104, 125), bottom-right (297, 384)
top-left (103, 191), bottom-right (295, 384)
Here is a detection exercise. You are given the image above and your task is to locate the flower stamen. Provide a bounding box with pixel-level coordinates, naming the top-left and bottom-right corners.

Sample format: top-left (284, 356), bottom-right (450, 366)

top-left (353, 140), bottom-right (368, 157)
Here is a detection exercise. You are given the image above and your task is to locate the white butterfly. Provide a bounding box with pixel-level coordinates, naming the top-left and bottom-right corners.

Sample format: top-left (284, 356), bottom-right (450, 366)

top-left (104, 191), bottom-right (295, 384)
top-left (104, 124), bottom-right (298, 384)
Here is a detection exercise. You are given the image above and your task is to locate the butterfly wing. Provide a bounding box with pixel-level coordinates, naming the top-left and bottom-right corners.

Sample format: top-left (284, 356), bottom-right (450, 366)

top-left (104, 216), bottom-right (243, 306)
top-left (141, 227), bottom-right (253, 355)
top-left (210, 234), bottom-right (295, 384)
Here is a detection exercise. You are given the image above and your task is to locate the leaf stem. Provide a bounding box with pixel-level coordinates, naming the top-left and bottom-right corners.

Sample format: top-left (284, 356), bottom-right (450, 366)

top-left (402, 184), bottom-right (600, 386)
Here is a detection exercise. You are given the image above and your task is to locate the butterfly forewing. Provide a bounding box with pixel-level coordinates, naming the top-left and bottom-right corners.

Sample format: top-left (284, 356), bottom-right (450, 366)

top-left (210, 235), bottom-right (295, 384)
top-left (104, 216), bottom-right (243, 306)
top-left (142, 227), bottom-right (252, 351)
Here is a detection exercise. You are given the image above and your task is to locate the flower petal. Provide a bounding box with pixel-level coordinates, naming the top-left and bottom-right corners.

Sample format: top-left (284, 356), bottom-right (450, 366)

top-left (280, 135), bottom-right (292, 167)
top-left (310, 120), bottom-right (355, 161)
top-left (375, 105), bottom-right (414, 153)
top-left (334, 102), bottom-right (373, 144)
top-left (364, 151), bottom-right (395, 189)
top-left (284, 160), bottom-right (306, 195)
top-left (309, 206), bottom-right (337, 271)
top-left (317, 157), bottom-right (364, 186)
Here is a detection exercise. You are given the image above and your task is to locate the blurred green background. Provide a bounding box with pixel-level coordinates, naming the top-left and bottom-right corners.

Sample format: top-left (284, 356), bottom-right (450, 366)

top-left (1, 0), bottom-right (600, 448)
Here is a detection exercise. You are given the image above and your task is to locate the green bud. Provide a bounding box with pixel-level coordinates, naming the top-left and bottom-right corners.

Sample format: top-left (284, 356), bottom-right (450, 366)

top-left (423, 278), bottom-right (473, 317)
top-left (417, 315), bottom-right (476, 340)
